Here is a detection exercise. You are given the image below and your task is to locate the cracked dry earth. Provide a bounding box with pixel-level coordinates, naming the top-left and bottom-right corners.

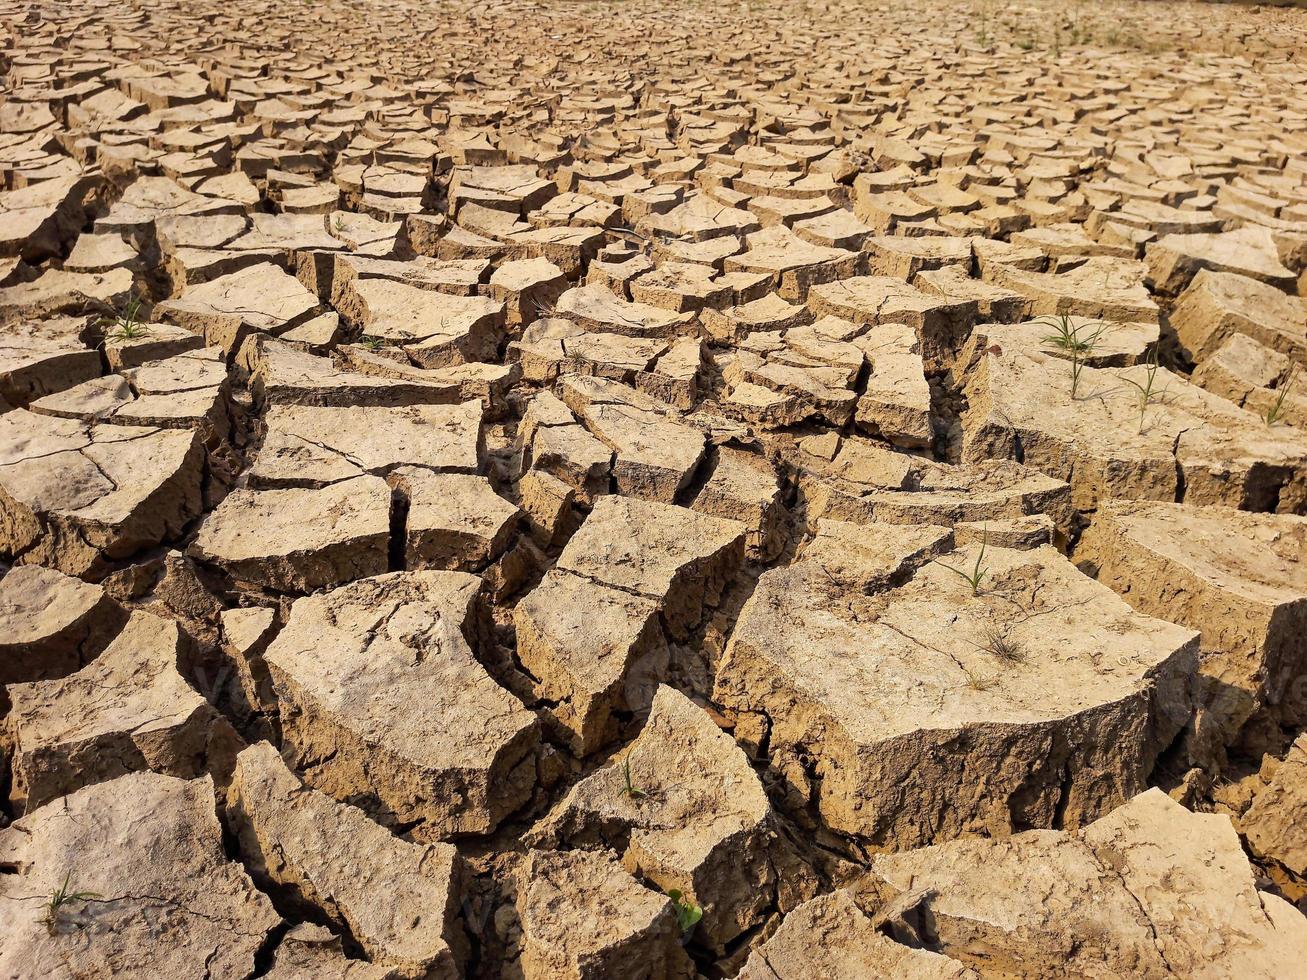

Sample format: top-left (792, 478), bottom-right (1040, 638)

top-left (5, 1), bottom-right (1307, 978)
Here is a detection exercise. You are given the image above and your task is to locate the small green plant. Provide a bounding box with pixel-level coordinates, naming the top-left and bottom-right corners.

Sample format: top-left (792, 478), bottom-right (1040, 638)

top-left (43, 872), bottom-right (100, 932)
top-left (1266, 369), bottom-right (1295, 427)
top-left (667, 889), bottom-right (702, 934)
top-left (1040, 315), bottom-right (1108, 399)
top-left (935, 530), bottom-right (989, 595)
top-left (358, 335), bottom-right (385, 351)
top-left (1120, 348), bottom-right (1166, 433)
top-left (112, 321), bottom-right (147, 340)
top-left (620, 756), bottom-right (646, 800)
top-left (102, 296), bottom-right (148, 341)
top-left (333, 213), bottom-right (346, 231)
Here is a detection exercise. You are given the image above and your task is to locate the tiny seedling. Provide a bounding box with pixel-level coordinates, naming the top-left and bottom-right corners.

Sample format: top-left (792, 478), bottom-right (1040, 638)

top-left (1266, 369), bottom-right (1295, 427)
top-left (43, 872), bottom-right (100, 932)
top-left (1040, 314), bottom-right (1108, 399)
top-left (935, 530), bottom-right (989, 595)
top-left (620, 757), bottom-right (646, 800)
top-left (333, 213), bottom-right (346, 231)
top-left (666, 889), bottom-right (702, 934)
top-left (1120, 348), bottom-right (1166, 434)
top-left (358, 335), bottom-right (385, 351)
top-left (962, 667), bottom-right (997, 692)
top-left (102, 296), bottom-right (148, 341)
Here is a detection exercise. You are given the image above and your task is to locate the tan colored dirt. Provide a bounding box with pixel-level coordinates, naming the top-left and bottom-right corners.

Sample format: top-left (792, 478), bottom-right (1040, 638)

top-left (3, 0), bottom-right (1307, 974)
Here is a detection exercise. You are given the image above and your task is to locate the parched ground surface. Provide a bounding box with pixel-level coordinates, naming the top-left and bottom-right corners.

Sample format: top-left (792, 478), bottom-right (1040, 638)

top-left (2, 0), bottom-right (1307, 975)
